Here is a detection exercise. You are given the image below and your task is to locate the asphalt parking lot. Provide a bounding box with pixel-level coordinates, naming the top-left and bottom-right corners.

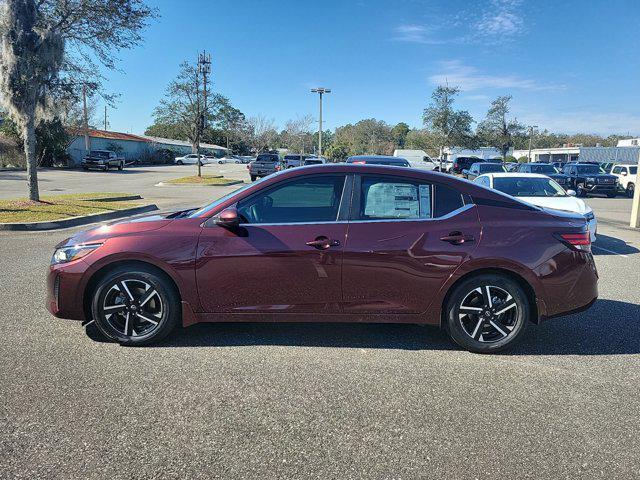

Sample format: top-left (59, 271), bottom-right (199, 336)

top-left (1, 166), bottom-right (639, 479)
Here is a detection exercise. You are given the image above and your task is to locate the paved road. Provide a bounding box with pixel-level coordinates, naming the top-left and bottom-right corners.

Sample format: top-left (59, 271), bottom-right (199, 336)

top-left (1, 171), bottom-right (639, 479)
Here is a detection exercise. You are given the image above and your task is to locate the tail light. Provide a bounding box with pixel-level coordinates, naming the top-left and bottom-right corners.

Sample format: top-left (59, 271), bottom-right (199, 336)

top-left (555, 232), bottom-right (591, 252)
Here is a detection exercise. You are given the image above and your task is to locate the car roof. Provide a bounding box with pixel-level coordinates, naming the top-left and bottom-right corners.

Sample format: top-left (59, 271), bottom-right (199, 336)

top-left (477, 172), bottom-right (550, 179)
top-left (347, 155), bottom-right (404, 161)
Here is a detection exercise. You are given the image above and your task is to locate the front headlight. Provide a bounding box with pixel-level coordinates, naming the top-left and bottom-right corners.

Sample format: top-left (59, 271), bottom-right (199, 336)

top-left (52, 243), bottom-right (102, 265)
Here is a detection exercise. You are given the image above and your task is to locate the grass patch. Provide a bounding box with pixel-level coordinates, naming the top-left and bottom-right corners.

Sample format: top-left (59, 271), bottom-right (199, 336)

top-left (164, 175), bottom-right (243, 186)
top-left (0, 192), bottom-right (142, 223)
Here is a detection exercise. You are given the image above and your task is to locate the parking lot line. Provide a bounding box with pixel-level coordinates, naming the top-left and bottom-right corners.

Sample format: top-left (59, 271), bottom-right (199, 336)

top-left (592, 245), bottom-right (629, 257)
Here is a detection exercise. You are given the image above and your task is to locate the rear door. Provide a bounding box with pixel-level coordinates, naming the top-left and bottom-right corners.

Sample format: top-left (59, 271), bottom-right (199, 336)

top-left (196, 174), bottom-right (351, 314)
top-left (342, 174), bottom-right (481, 314)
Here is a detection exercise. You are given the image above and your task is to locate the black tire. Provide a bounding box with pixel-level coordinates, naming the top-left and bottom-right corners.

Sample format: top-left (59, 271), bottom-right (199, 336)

top-left (576, 184), bottom-right (587, 197)
top-left (627, 183), bottom-right (635, 198)
top-left (176, 160), bottom-right (183, 165)
top-left (118, 162), bottom-right (124, 171)
top-left (606, 191), bottom-right (617, 198)
top-left (250, 174), bottom-right (257, 181)
top-left (82, 166), bottom-right (88, 170)
top-left (444, 273), bottom-right (529, 353)
top-left (90, 265), bottom-right (180, 346)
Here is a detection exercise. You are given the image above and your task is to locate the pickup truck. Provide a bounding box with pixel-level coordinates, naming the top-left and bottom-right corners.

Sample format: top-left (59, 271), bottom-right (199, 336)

top-left (81, 150), bottom-right (125, 171)
top-left (611, 164), bottom-right (637, 198)
top-left (563, 163), bottom-right (619, 197)
top-left (247, 153), bottom-right (283, 181)
top-left (283, 154), bottom-right (315, 169)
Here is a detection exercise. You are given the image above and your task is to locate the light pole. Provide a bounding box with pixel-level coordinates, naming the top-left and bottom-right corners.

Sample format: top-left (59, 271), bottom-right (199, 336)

top-left (528, 125), bottom-right (538, 162)
top-left (311, 87), bottom-right (331, 157)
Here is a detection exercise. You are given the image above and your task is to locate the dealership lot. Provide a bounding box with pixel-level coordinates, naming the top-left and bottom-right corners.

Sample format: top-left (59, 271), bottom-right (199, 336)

top-left (1, 169), bottom-right (639, 478)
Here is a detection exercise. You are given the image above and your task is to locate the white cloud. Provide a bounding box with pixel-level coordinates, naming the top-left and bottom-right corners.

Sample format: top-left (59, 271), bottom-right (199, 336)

top-left (429, 60), bottom-right (565, 92)
top-left (474, 0), bottom-right (524, 39)
top-left (392, 24), bottom-right (444, 44)
top-left (518, 112), bottom-right (640, 135)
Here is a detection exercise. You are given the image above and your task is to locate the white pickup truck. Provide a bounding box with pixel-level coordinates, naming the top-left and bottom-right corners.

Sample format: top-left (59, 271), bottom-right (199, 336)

top-left (81, 150), bottom-right (125, 171)
top-left (611, 164), bottom-right (637, 198)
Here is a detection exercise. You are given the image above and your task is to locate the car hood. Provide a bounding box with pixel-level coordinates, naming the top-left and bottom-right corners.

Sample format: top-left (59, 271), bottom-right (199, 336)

top-left (54, 209), bottom-right (197, 248)
top-left (518, 196), bottom-right (589, 215)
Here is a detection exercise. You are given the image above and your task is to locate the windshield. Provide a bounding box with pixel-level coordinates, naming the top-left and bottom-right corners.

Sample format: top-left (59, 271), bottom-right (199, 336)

top-left (480, 164), bottom-right (505, 173)
top-left (529, 164), bottom-right (557, 174)
top-left (188, 182), bottom-right (262, 218)
top-left (630, 166), bottom-right (638, 175)
top-left (493, 177), bottom-right (566, 197)
top-left (91, 151), bottom-right (110, 159)
top-left (576, 165), bottom-right (601, 174)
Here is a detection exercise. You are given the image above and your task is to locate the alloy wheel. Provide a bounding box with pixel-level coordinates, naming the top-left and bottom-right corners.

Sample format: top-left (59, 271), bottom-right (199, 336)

top-left (458, 285), bottom-right (519, 343)
top-left (101, 279), bottom-right (163, 338)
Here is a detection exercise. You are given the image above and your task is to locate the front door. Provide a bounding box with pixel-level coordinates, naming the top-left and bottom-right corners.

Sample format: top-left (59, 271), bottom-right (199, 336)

top-left (196, 174), bottom-right (349, 314)
top-left (342, 174), bottom-right (481, 314)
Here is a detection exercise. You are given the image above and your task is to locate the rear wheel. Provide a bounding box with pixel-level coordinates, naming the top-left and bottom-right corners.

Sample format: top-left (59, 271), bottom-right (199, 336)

top-left (444, 274), bottom-right (529, 353)
top-left (627, 183), bottom-right (635, 198)
top-left (91, 266), bottom-right (180, 346)
top-left (250, 174), bottom-right (257, 181)
top-left (118, 161), bottom-right (124, 171)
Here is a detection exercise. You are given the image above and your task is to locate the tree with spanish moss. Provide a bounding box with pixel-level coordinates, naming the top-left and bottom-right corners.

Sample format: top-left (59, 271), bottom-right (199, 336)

top-left (0, 0), bottom-right (156, 201)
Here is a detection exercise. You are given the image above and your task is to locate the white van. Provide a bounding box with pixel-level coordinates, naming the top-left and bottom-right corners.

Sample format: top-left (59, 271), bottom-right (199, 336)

top-left (393, 149), bottom-right (437, 171)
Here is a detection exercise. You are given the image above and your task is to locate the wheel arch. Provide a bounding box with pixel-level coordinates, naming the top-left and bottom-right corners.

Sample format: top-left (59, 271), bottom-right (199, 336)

top-left (440, 267), bottom-right (540, 327)
top-left (82, 259), bottom-right (182, 321)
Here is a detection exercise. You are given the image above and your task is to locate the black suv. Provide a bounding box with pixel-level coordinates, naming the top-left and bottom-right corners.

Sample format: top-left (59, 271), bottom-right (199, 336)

top-left (452, 157), bottom-right (488, 174)
top-left (563, 163), bottom-right (619, 197)
top-left (516, 163), bottom-right (570, 186)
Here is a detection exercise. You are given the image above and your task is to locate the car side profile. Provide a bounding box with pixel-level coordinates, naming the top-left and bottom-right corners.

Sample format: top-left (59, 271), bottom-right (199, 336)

top-left (515, 162), bottom-right (570, 186)
top-left (174, 153), bottom-right (209, 165)
top-left (346, 155), bottom-right (410, 167)
top-left (463, 162), bottom-right (506, 180)
top-left (47, 164), bottom-right (598, 353)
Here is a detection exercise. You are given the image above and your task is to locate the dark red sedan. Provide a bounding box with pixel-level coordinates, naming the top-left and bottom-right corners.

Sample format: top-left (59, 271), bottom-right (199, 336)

top-left (47, 164), bottom-right (598, 353)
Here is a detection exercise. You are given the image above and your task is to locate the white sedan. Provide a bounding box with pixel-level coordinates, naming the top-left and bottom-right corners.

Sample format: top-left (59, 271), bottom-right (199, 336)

top-left (474, 172), bottom-right (597, 241)
top-left (174, 154), bottom-right (210, 165)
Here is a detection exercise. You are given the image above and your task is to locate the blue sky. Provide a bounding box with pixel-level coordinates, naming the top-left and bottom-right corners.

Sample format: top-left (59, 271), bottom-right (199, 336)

top-left (103, 0), bottom-right (640, 136)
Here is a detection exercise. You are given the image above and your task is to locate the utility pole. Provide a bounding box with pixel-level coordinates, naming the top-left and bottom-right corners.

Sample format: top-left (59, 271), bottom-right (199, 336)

top-left (82, 83), bottom-right (90, 153)
top-left (631, 151), bottom-right (640, 228)
top-left (103, 105), bottom-right (107, 131)
top-left (311, 87), bottom-right (331, 157)
top-left (196, 51), bottom-right (212, 177)
top-left (528, 125), bottom-right (538, 161)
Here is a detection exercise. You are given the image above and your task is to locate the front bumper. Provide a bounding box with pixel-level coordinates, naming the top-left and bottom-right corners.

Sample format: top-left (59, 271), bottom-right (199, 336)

top-left (584, 183), bottom-right (616, 193)
top-left (46, 260), bottom-right (91, 321)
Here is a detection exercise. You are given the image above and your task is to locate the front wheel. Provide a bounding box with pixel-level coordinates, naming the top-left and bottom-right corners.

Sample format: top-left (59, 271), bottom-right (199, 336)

top-left (606, 191), bottom-right (617, 198)
top-left (176, 160), bottom-right (183, 165)
top-left (250, 174), bottom-right (257, 181)
top-left (576, 184), bottom-right (587, 197)
top-left (91, 266), bottom-right (180, 346)
top-left (444, 274), bottom-right (529, 353)
top-left (118, 162), bottom-right (124, 171)
top-left (627, 183), bottom-right (635, 198)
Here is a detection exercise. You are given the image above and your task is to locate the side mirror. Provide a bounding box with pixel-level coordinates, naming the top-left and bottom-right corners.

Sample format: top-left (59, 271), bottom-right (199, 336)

top-left (567, 189), bottom-right (577, 197)
top-left (215, 206), bottom-right (240, 228)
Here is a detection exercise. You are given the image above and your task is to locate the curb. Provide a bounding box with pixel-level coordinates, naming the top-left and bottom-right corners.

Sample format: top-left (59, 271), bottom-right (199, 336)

top-left (80, 194), bottom-right (143, 202)
top-left (154, 180), bottom-right (245, 187)
top-left (0, 204), bottom-right (158, 231)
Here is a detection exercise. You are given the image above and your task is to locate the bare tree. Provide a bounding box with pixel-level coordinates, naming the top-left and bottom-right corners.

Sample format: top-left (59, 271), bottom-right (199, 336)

top-left (0, 0), bottom-right (156, 201)
top-left (244, 115), bottom-right (277, 154)
top-left (281, 115), bottom-right (313, 154)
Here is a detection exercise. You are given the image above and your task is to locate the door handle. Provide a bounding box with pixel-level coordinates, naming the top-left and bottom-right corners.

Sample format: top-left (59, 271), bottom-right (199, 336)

top-left (306, 236), bottom-right (340, 250)
top-left (440, 231), bottom-right (475, 245)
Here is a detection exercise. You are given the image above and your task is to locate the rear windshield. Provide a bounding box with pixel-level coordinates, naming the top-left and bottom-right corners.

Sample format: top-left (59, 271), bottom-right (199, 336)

top-left (90, 151), bottom-right (110, 159)
top-left (284, 155), bottom-right (301, 160)
top-left (479, 164), bottom-right (505, 173)
top-left (528, 164), bottom-right (557, 174)
top-left (493, 177), bottom-right (566, 197)
top-left (257, 154), bottom-right (279, 162)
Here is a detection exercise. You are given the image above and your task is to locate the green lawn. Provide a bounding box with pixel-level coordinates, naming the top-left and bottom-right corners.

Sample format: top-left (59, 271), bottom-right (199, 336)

top-left (164, 175), bottom-right (243, 186)
top-left (0, 193), bottom-right (142, 223)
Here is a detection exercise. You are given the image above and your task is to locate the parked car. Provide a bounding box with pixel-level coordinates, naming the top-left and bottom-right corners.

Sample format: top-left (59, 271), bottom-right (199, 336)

top-left (563, 163), bottom-right (618, 197)
top-left (599, 162), bottom-right (615, 174)
top-left (216, 155), bottom-right (243, 164)
top-left (284, 154), bottom-right (315, 168)
top-left (393, 149), bottom-right (437, 171)
top-left (515, 162), bottom-right (570, 186)
top-left (552, 161), bottom-right (566, 171)
top-left (474, 172), bottom-right (597, 241)
top-left (504, 163), bottom-right (520, 172)
top-left (611, 164), bottom-right (637, 198)
top-left (174, 154), bottom-right (209, 166)
top-left (81, 150), bottom-right (125, 171)
top-left (47, 164), bottom-right (598, 353)
top-left (451, 156), bottom-right (485, 174)
top-left (239, 156), bottom-right (255, 164)
top-left (434, 159), bottom-right (454, 173)
top-left (303, 157), bottom-right (328, 166)
top-left (463, 162), bottom-right (506, 180)
top-left (247, 153), bottom-right (282, 181)
top-left (346, 155), bottom-right (410, 167)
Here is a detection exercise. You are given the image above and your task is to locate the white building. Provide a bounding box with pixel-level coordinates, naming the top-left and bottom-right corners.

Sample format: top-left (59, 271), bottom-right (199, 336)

top-left (513, 145), bottom-right (639, 165)
top-left (617, 138), bottom-right (639, 147)
top-left (512, 146), bottom-right (580, 163)
top-left (442, 147), bottom-right (508, 161)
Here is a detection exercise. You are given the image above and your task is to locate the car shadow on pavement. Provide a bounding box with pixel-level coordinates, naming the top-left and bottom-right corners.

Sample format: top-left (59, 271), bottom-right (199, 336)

top-left (592, 234), bottom-right (640, 256)
top-left (86, 299), bottom-right (634, 355)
